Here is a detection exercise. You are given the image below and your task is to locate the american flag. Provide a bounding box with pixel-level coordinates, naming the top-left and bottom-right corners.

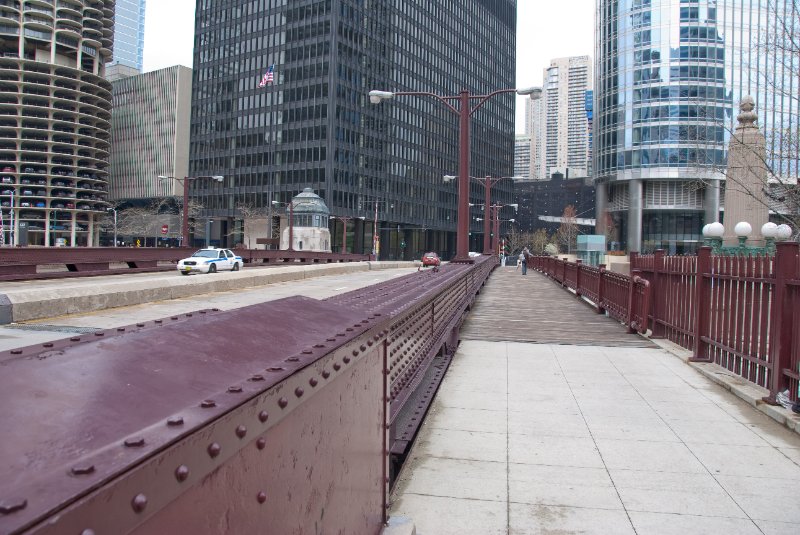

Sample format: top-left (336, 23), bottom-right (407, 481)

top-left (258, 65), bottom-right (274, 87)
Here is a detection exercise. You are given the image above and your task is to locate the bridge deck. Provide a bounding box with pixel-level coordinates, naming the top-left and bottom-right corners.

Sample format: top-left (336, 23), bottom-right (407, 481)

top-left (390, 267), bottom-right (800, 535)
top-left (460, 266), bottom-right (654, 347)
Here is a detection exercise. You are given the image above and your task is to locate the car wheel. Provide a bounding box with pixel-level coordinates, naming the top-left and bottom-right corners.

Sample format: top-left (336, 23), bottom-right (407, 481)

top-left (180, 271), bottom-right (190, 276)
top-left (232, 262), bottom-right (240, 271)
top-left (208, 264), bottom-right (217, 274)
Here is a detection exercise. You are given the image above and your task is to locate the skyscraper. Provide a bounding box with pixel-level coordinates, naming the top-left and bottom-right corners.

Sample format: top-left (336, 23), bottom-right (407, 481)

top-left (188, 0), bottom-right (517, 259)
top-left (595, 0), bottom-right (799, 253)
top-left (524, 88), bottom-right (545, 179)
top-left (514, 134), bottom-right (533, 178)
top-left (0, 0), bottom-right (115, 247)
top-left (543, 56), bottom-right (592, 178)
top-left (109, 0), bottom-right (146, 72)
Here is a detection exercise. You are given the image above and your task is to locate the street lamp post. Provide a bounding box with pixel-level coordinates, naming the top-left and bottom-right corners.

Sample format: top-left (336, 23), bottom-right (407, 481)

top-left (106, 207), bottom-right (117, 247)
top-left (158, 175), bottom-right (224, 247)
top-left (370, 87), bottom-right (536, 262)
top-left (491, 203), bottom-right (517, 254)
top-left (272, 200), bottom-right (295, 251)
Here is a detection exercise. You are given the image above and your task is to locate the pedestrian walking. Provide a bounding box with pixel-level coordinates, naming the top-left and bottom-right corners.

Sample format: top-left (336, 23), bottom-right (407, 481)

top-left (519, 251), bottom-right (527, 275)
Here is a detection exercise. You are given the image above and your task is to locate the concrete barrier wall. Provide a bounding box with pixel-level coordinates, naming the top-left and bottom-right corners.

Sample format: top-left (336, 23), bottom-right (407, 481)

top-left (0, 262), bottom-right (419, 324)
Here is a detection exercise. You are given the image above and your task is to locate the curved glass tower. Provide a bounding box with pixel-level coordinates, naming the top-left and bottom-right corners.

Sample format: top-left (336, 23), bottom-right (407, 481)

top-left (595, 0), bottom-right (798, 253)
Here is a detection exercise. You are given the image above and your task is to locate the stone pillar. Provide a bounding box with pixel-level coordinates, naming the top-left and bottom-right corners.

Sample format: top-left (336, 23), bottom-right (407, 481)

top-left (627, 179), bottom-right (643, 252)
top-left (723, 96), bottom-right (769, 246)
top-left (704, 179), bottom-right (721, 226)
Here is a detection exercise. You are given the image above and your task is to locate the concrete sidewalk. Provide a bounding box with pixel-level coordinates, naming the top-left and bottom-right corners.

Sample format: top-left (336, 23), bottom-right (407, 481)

top-left (0, 261), bottom-right (416, 324)
top-left (389, 340), bottom-right (800, 535)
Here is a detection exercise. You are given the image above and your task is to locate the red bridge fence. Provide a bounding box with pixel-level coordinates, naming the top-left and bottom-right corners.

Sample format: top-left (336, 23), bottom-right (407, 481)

top-left (530, 242), bottom-right (800, 406)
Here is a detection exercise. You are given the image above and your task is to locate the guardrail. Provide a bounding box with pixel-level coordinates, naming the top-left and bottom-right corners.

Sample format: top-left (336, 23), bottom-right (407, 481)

top-left (634, 243), bottom-right (800, 405)
top-left (529, 255), bottom-right (650, 334)
top-left (0, 247), bottom-right (370, 281)
top-left (533, 244), bottom-right (800, 405)
top-left (0, 256), bottom-right (495, 534)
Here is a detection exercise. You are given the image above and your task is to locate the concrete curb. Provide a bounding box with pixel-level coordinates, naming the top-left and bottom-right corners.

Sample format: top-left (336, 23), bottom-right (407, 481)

top-left (381, 516), bottom-right (416, 535)
top-left (649, 337), bottom-right (800, 436)
top-left (1, 261), bottom-right (419, 324)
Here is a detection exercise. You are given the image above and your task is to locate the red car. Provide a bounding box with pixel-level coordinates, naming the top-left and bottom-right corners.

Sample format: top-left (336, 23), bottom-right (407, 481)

top-left (421, 252), bottom-right (441, 267)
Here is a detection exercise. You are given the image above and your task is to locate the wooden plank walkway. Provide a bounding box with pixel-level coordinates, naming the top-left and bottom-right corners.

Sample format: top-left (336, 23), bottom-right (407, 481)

top-left (460, 265), bottom-right (655, 348)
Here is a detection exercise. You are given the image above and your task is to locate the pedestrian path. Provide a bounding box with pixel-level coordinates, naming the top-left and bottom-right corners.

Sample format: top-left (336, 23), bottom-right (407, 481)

top-left (389, 269), bottom-right (800, 535)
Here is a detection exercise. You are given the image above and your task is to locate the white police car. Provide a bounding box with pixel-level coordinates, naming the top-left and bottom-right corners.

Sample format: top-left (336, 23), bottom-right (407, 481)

top-left (177, 248), bottom-right (243, 275)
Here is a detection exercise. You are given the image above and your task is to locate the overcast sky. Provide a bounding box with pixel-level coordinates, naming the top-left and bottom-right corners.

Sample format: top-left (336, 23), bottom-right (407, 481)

top-left (142, 0), bottom-right (595, 133)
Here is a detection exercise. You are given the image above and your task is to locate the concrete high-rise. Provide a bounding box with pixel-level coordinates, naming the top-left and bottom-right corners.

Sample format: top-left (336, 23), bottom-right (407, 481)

top-left (514, 134), bottom-right (533, 179)
top-left (595, 0), bottom-right (800, 253)
top-left (108, 0), bottom-right (145, 72)
top-left (543, 56), bottom-right (592, 178)
top-left (0, 0), bottom-right (115, 247)
top-left (188, 0), bottom-right (517, 260)
top-left (524, 88), bottom-right (545, 179)
top-left (109, 66), bottom-right (192, 201)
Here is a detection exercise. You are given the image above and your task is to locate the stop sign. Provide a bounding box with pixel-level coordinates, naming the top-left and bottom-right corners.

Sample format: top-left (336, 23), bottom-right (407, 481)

top-left (161, 224), bottom-right (168, 235)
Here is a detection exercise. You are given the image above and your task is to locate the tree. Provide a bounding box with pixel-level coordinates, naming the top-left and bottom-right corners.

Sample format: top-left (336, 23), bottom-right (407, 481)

top-left (556, 205), bottom-right (579, 254)
top-left (530, 228), bottom-right (549, 254)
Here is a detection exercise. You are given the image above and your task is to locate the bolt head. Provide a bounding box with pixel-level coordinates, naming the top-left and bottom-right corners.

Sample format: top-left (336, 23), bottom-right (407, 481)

top-left (167, 416), bottom-right (184, 426)
top-left (200, 399), bottom-right (216, 408)
top-left (235, 425), bottom-right (247, 438)
top-left (124, 437), bottom-right (145, 448)
top-left (278, 397), bottom-right (288, 408)
top-left (256, 437), bottom-right (267, 450)
top-left (257, 491), bottom-right (267, 504)
top-left (131, 494), bottom-right (147, 513)
top-left (258, 411), bottom-right (269, 423)
top-left (207, 443), bottom-right (221, 458)
top-left (175, 465), bottom-right (189, 482)
top-left (0, 497), bottom-right (27, 514)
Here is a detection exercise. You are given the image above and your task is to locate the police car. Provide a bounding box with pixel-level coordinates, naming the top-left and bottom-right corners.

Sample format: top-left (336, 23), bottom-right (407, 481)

top-left (177, 248), bottom-right (243, 275)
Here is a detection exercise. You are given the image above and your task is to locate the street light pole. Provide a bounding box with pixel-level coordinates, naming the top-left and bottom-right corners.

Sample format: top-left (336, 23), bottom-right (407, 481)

top-left (369, 87), bottom-right (536, 262)
top-left (106, 207), bottom-right (117, 247)
top-left (271, 199), bottom-right (296, 251)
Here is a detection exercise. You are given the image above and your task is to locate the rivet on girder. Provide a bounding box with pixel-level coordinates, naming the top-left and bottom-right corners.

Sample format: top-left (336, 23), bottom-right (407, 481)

top-left (302, 349), bottom-right (313, 354)
top-left (80, 529), bottom-right (96, 535)
top-left (175, 465), bottom-right (189, 482)
top-left (207, 443), bottom-right (221, 458)
top-left (336, 332), bottom-right (346, 337)
top-left (0, 497), bottom-right (27, 514)
top-left (294, 387), bottom-right (304, 398)
top-left (235, 425), bottom-right (247, 439)
top-left (124, 437), bottom-right (145, 448)
top-left (43, 343), bottom-right (53, 348)
top-left (256, 437), bottom-right (267, 450)
top-left (257, 491), bottom-right (267, 504)
top-left (71, 464), bottom-right (95, 476)
top-left (333, 363), bottom-right (341, 371)
top-left (326, 338), bottom-right (337, 342)
top-left (344, 356), bottom-right (352, 363)
top-left (346, 328), bottom-right (354, 332)
top-left (186, 313), bottom-right (193, 317)
top-left (258, 411), bottom-right (269, 423)
top-left (171, 316), bottom-right (178, 320)
top-left (136, 323), bottom-right (145, 327)
top-left (154, 320), bottom-right (162, 324)
top-left (167, 416), bottom-right (184, 426)
top-left (10, 349), bottom-right (21, 354)
top-left (322, 371), bottom-right (330, 379)
top-left (250, 374), bottom-right (265, 382)
top-left (267, 367), bottom-right (284, 372)
top-left (278, 397), bottom-right (288, 409)
top-left (94, 332), bottom-right (105, 336)
top-left (212, 308), bottom-right (220, 311)
top-left (286, 357), bottom-right (300, 362)
top-left (309, 377), bottom-right (318, 387)
top-left (117, 328), bottom-right (125, 332)
top-left (360, 344), bottom-right (367, 351)
top-left (367, 340), bottom-right (374, 346)
top-left (201, 399), bottom-right (216, 408)
top-left (199, 311), bottom-right (207, 314)
top-left (313, 344), bottom-right (325, 348)
top-left (131, 494), bottom-right (147, 513)
top-left (228, 385), bottom-right (243, 393)
top-left (70, 337), bottom-right (81, 341)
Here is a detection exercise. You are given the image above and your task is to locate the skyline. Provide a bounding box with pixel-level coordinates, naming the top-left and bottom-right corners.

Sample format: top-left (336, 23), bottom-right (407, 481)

top-left (141, 0), bottom-right (595, 134)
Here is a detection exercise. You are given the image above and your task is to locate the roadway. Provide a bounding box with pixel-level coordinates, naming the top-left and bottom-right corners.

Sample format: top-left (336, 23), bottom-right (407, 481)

top-left (0, 263), bottom-right (419, 352)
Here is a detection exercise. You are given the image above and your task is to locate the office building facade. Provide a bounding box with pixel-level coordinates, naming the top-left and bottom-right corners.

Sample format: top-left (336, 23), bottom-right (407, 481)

top-left (0, 0), bottom-right (115, 247)
top-left (108, 0), bottom-right (145, 72)
top-left (595, 0), bottom-right (799, 253)
top-left (189, 0), bottom-right (517, 259)
top-left (514, 134), bottom-right (532, 179)
top-left (544, 56), bottom-right (592, 178)
top-left (523, 87), bottom-right (545, 179)
top-left (109, 65), bottom-right (192, 201)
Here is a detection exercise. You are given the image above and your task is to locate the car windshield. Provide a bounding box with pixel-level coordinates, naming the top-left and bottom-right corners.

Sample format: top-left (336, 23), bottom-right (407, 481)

top-left (191, 250), bottom-right (218, 258)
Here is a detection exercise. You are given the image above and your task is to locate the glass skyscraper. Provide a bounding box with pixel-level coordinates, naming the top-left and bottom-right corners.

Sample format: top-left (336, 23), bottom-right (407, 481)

top-left (189, 0), bottom-right (516, 259)
top-left (595, 0), bottom-right (799, 253)
top-left (109, 0), bottom-right (145, 71)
